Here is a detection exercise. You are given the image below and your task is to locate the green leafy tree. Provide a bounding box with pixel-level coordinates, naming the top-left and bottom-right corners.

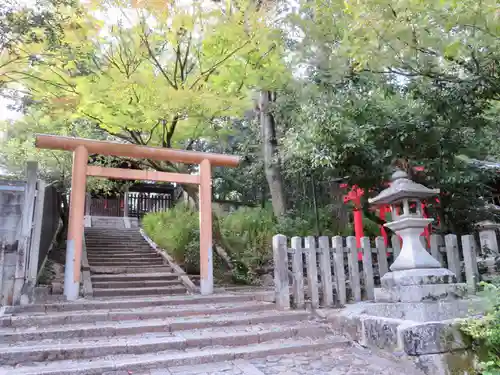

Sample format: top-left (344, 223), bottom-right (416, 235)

top-left (3, 0), bottom-right (288, 202)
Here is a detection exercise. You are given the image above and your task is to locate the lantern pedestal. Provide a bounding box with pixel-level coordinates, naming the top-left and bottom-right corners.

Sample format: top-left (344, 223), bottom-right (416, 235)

top-left (374, 216), bottom-right (467, 302)
top-left (386, 217), bottom-right (441, 270)
top-left (375, 268), bottom-right (467, 303)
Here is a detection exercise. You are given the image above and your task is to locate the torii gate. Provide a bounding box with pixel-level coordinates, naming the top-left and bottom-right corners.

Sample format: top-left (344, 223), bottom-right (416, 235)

top-left (35, 135), bottom-right (240, 300)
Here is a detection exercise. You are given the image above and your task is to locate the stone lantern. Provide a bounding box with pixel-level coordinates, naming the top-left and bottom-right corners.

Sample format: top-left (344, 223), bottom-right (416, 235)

top-left (369, 169), bottom-right (466, 302)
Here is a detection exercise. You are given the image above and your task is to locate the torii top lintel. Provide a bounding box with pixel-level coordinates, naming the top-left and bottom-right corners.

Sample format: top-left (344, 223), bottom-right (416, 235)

top-left (35, 134), bottom-right (240, 167)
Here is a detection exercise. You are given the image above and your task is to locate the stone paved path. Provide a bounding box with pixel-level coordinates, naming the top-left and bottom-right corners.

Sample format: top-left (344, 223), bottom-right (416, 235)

top-left (143, 346), bottom-right (423, 375)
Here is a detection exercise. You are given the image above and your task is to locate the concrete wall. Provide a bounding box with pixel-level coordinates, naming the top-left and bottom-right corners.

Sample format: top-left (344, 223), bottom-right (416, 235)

top-left (0, 180), bottom-right (25, 306)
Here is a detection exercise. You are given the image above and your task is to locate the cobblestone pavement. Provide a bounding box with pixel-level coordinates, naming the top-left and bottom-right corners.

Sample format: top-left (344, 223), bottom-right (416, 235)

top-left (145, 346), bottom-right (423, 375)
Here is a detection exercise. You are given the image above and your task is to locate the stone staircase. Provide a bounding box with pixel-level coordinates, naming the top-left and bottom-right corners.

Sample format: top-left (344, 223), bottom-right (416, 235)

top-left (0, 293), bottom-right (349, 374)
top-left (85, 227), bottom-right (188, 297)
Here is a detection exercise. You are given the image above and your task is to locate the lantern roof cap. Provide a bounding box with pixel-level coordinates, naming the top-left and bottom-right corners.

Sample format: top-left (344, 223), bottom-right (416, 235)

top-left (368, 169), bottom-right (440, 205)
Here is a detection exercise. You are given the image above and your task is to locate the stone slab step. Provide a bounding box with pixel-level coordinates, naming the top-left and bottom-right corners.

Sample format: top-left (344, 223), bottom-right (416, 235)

top-left (87, 254), bottom-right (161, 260)
top-left (4, 301), bottom-right (276, 328)
top-left (86, 247), bottom-right (149, 251)
top-left (91, 266), bottom-right (173, 274)
top-left (0, 311), bottom-right (310, 343)
top-left (85, 232), bottom-right (141, 235)
top-left (85, 245), bottom-right (150, 249)
top-left (88, 260), bottom-right (166, 267)
top-left (85, 242), bottom-right (148, 247)
top-left (91, 272), bottom-right (182, 282)
top-left (88, 257), bottom-right (164, 262)
top-left (86, 251), bottom-right (158, 256)
top-left (0, 321), bottom-right (334, 365)
top-left (85, 241), bottom-right (148, 245)
top-left (0, 336), bottom-right (348, 375)
top-left (87, 259), bottom-right (164, 265)
top-left (5, 293), bottom-right (261, 314)
top-left (93, 285), bottom-right (187, 297)
top-left (86, 251), bottom-right (157, 256)
top-left (85, 240), bottom-right (147, 244)
top-left (92, 279), bottom-right (182, 289)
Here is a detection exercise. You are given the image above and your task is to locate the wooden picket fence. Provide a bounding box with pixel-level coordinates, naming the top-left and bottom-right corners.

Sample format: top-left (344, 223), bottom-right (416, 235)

top-left (272, 232), bottom-right (499, 310)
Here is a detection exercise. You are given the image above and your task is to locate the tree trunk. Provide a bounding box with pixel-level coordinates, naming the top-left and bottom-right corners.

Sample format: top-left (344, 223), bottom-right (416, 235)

top-left (329, 181), bottom-right (349, 234)
top-left (259, 90), bottom-right (287, 217)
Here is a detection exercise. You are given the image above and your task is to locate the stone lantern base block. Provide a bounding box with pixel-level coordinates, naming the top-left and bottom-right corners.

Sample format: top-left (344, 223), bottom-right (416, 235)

top-left (375, 283), bottom-right (468, 303)
top-left (376, 268), bottom-right (467, 303)
top-left (322, 298), bottom-right (485, 375)
top-left (381, 268), bottom-right (457, 288)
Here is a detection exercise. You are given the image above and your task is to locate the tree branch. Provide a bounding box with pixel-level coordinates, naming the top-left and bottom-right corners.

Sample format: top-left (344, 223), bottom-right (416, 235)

top-left (189, 41), bottom-right (250, 90)
top-left (139, 26), bottom-right (177, 89)
top-left (166, 115), bottom-right (179, 148)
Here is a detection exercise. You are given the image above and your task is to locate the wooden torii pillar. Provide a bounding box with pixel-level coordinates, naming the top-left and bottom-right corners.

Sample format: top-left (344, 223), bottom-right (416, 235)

top-left (35, 135), bottom-right (240, 300)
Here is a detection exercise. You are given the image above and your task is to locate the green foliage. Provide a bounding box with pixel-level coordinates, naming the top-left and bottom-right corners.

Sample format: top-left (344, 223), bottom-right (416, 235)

top-left (461, 279), bottom-right (500, 375)
top-left (3, 0), bottom-right (287, 154)
top-left (144, 203), bottom-right (364, 285)
top-left (220, 206), bottom-right (276, 282)
top-left (141, 204), bottom-right (199, 273)
top-left (276, 71), bottom-right (499, 233)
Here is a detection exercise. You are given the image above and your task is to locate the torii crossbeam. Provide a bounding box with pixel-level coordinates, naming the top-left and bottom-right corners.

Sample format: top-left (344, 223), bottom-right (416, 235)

top-left (36, 135), bottom-right (240, 300)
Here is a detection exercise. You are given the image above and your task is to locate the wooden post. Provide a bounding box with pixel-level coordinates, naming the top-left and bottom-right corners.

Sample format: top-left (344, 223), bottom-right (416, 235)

top-left (430, 234), bottom-right (444, 266)
top-left (361, 237), bottom-right (374, 300)
top-left (64, 146), bottom-right (88, 301)
top-left (318, 236), bottom-right (333, 307)
top-left (28, 180), bottom-right (46, 282)
top-left (291, 236), bottom-right (305, 308)
top-left (478, 229), bottom-right (499, 255)
top-left (461, 235), bottom-right (478, 294)
top-left (333, 236), bottom-right (346, 306)
top-left (305, 236), bottom-right (319, 308)
top-left (445, 234), bottom-right (462, 282)
top-left (13, 161), bottom-right (38, 304)
top-left (347, 236), bottom-right (361, 302)
top-left (375, 236), bottom-right (388, 278)
top-left (123, 191), bottom-right (129, 217)
top-left (272, 234), bottom-right (290, 309)
top-left (199, 159), bottom-right (213, 295)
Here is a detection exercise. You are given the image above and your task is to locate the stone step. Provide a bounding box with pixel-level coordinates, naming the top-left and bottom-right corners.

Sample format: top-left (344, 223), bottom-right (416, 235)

top-left (91, 272), bottom-right (182, 282)
top-left (85, 239), bottom-right (146, 243)
top-left (5, 293), bottom-right (261, 314)
top-left (0, 310), bottom-right (310, 343)
top-left (86, 250), bottom-right (157, 256)
top-left (87, 254), bottom-right (160, 259)
top-left (85, 238), bottom-right (145, 242)
top-left (4, 301), bottom-right (276, 327)
top-left (85, 230), bottom-right (141, 234)
top-left (92, 279), bottom-right (182, 289)
top-left (87, 258), bottom-right (164, 265)
top-left (93, 285), bottom-right (187, 297)
top-left (90, 266), bottom-right (173, 274)
top-left (0, 336), bottom-right (347, 375)
top-left (86, 245), bottom-right (152, 250)
top-left (0, 321), bottom-right (337, 366)
top-left (88, 260), bottom-right (166, 267)
top-left (86, 248), bottom-right (156, 253)
top-left (85, 245), bottom-right (146, 249)
top-left (86, 245), bottom-right (147, 249)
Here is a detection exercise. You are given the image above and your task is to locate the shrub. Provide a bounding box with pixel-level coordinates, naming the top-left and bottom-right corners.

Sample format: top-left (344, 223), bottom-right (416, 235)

top-left (143, 202), bottom-right (378, 285)
top-left (220, 206), bottom-right (276, 283)
top-left (142, 204), bottom-right (199, 273)
top-left (461, 278), bottom-right (500, 375)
